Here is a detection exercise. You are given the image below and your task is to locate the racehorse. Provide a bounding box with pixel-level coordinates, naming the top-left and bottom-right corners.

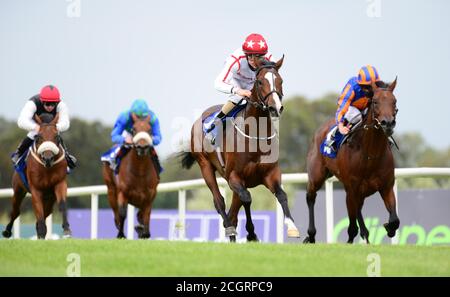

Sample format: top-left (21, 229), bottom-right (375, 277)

top-left (304, 78), bottom-right (399, 244)
top-left (102, 113), bottom-right (159, 239)
top-left (2, 113), bottom-right (71, 239)
top-left (180, 56), bottom-right (300, 242)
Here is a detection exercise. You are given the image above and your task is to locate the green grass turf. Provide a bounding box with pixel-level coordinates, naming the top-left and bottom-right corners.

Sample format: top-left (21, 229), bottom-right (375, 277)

top-left (0, 239), bottom-right (448, 276)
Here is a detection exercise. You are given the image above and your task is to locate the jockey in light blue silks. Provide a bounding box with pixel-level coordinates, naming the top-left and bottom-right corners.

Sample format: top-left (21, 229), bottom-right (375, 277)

top-left (102, 99), bottom-right (163, 175)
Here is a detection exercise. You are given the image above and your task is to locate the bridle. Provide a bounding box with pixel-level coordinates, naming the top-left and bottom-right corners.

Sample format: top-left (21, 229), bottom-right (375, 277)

top-left (30, 123), bottom-right (65, 167)
top-left (248, 64), bottom-right (283, 111)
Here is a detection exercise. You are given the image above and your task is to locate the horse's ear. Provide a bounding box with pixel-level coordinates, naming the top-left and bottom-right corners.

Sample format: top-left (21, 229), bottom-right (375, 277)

top-left (144, 115), bottom-right (151, 123)
top-left (275, 55), bottom-right (284, 71)
top-left (131, 112), bottom-right (138, 122)
top-left (51, 113), bottom-right (60, 125)
top-left (34, 114), bottom-right (42, 125)
top-left (388, 76), bottom-right (398, 92)
top-left (370, 79), bottom-right (378, 92)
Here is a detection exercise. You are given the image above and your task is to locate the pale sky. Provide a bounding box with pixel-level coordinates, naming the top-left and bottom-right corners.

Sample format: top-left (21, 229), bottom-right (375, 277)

top-left (1, 0), bottom-right (449, 157)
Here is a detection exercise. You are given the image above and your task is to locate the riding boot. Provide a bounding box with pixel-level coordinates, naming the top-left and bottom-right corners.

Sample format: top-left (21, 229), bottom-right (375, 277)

top-left (11, 136), bottom-right (34, 165)
top-left (325, 126), bottom-right (338, 152)
top-left (151, 149), bottom-right (163, 178)
top-left (58, 136), bottom-right (77, 169)
top-left (205, 100), bottom-right (237, 132)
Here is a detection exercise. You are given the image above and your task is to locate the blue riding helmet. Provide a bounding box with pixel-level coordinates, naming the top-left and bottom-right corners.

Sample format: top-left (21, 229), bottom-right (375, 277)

top-left (130, 99), bottom-right (150, 118)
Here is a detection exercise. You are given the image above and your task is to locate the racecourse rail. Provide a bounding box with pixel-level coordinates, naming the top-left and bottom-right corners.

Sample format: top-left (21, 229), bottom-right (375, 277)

top-left (1, 167), bottom-right (449, 244)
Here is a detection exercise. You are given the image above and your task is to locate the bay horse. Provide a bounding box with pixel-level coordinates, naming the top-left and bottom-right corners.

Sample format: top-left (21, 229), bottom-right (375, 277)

top-left (2, 113), bottom-right (71, 239)
top-left (304, 78), bottom-right (399, 244)
top-left (180, 56), bottom-right (300, 242)
top-left (102, 113), bottom-right (159, 239)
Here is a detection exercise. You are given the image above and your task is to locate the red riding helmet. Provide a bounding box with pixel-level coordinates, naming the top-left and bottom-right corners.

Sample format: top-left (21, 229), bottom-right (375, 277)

top-left (39, 85), bottom-right (61, 102)
top-left (242, 33), bottom-right (268, 55)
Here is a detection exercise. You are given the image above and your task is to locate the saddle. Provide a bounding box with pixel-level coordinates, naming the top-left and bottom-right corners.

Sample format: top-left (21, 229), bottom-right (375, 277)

top-left (202, 101), bottom-right (247, 145)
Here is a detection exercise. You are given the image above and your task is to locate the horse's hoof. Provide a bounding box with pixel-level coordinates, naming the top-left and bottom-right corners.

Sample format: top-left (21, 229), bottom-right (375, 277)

top-left (303, 236), bottom-right (315, 244)
top-left (139, 232), bottom-right (150, 239)
top-left (63, 230), bottom-right (72, 239)
top-left (117, 232), bottom-right (126, 239)
top-left (247, 234), bottom-right (259, 242)
top-left (135, 225), bottom-right (144, 237)
top-left (225, 226), bottom-right (237, 237)
top-left (287, 228), bottom-right (300, 238)
top-left (383, 223), bottom-right (397, 238)
top-left (229, 235), bottom-right (236, 242)
top-left (2, 230), bottom-right (12, 238)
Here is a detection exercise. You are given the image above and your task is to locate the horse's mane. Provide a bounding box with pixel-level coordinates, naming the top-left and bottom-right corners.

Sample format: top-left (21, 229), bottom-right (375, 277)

top-left (39, 113), bottom-right (54, 124)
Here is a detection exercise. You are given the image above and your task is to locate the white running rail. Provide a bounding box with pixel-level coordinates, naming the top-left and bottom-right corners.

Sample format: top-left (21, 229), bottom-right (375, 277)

top-left (0, 167), bottom-right (449, 243)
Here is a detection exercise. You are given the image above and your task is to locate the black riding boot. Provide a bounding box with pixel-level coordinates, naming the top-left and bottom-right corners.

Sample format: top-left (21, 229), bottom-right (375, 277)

top-left (151, 149), bottom-right (163, 178)
top-left (11, 136), bottom-right (34, 164)
top-left (58, 136), bottom-right (77, 169)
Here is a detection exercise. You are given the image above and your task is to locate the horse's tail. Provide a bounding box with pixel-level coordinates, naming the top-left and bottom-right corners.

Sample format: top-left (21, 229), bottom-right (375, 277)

top-left (180, 152), bottom-right (196, 170)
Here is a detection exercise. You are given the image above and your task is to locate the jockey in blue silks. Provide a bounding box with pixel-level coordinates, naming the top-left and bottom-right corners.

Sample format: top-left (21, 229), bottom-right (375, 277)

top-left (324, 65), bottom-right (382, 153)
top-left (103, 99), bottom-right (163, 175)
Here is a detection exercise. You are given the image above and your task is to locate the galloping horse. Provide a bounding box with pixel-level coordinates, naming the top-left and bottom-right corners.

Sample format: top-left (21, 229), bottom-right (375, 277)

top-left (181, 56), bottom-right (300, 242)
top-left (304, 78), bottom-right (399, 243)
top-left (102, 113), bottom-right (159, 239)
top-left (2, 113), bottom-right (71, 239)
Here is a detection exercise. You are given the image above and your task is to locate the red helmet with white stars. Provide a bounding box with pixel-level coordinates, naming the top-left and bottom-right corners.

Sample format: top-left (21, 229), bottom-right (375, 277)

top-left (242, 33), bottom-right (268, 55)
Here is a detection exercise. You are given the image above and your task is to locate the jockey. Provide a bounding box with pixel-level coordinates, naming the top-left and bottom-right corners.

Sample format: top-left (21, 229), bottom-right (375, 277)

top-left (110, 99), bottom-right (163, 175)
top-left (11, 85), bottom-right (77, 169)
top-left (204, 33), bottom-right (274, 138)
top-left (325, 65), bottom-right (381, 152)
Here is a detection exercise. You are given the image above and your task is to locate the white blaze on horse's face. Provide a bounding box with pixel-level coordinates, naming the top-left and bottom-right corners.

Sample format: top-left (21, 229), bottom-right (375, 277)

top-left (264, 72), bottom-right (282, 115)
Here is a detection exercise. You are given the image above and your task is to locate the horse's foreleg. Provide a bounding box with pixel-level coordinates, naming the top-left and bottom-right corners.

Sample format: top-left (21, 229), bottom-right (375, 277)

top-left (263, 170), bottom-right (300, 238)
top-left (227, 192), bottom-right (242, 242)
top-left (2, 187), bottom-right (26, 238)
top-left (242, 197), bottom-right (258, 242)
top-left (30, 189), bottom-right (46, 239)
top-left (55, 181), bottom-right (71, 238)
top-left (357, 203), bottom-right (370, 244)
top-left (103, 164), bottom-right (120, 230)
top-left (135, 210), bottom-right (144, 237)
top-left (116, 192), bottom-right (127, 239)
top-left (139, 203), bottom-right (152, 239)
top-left (379, 187), bottom-right (400, 238)
top-left (345, 194), bottom-right (359, 244)
top-left (304, 191), bottom-right (317, 243)
top-left (200, 161), bottom-right (236, 240)
top-left (304, 154), bottom-right (329, 243)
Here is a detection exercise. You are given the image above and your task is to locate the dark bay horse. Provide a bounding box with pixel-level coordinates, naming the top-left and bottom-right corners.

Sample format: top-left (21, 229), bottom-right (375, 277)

top-left (304, 78), bottom-right (399, 244)
top-left (2, 113), bottom-right (71, 239)
top-left (180, 56), bottom-right (300, 242)
top-left (102, 113), bottom-right (159, 239)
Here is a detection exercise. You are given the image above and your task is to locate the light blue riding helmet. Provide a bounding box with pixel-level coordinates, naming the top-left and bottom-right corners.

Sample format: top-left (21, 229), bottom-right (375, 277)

top-left (130, 99), bottom-right (150, 118)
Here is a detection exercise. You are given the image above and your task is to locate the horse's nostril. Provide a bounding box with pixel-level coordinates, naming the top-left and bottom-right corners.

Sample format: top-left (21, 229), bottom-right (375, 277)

top-left (279, 106), bottom-right (284, 114)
